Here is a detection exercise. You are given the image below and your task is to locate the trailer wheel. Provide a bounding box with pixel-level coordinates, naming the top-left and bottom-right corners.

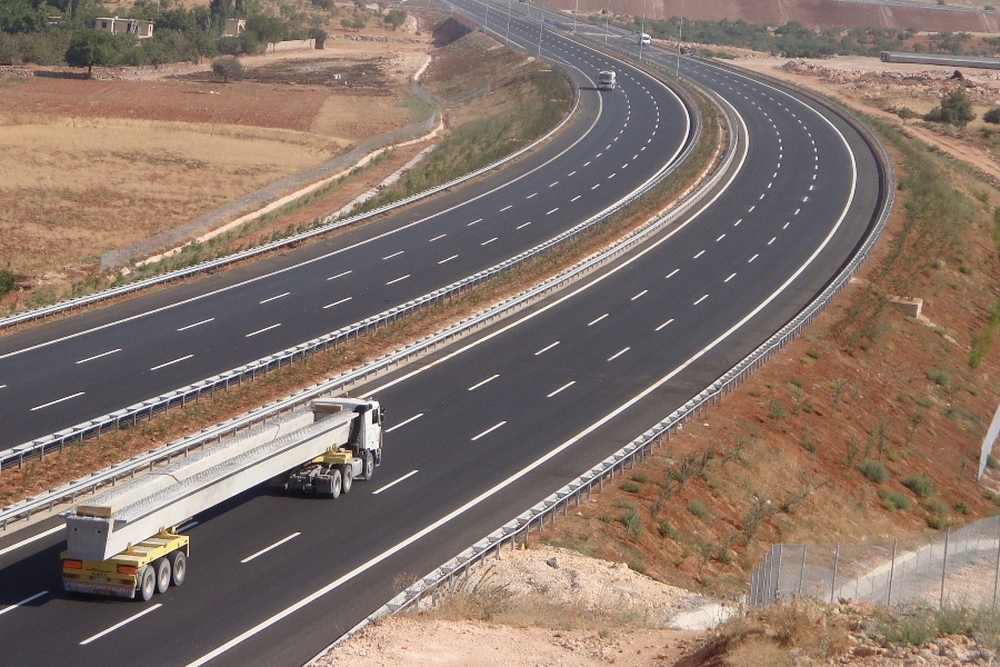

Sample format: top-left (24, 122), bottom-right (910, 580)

top-left (340, 465), bottom-right (353, 494)
top-left (363, 450), bottom-right (375, 481)
top-left (154, 557), bottom-right (171, 594)
top-left (328, 469), bottom-right (342, 499)
top-left (168, 550), bottom-right (186, 587)
top-left (138, 566), bottom-right (155, 602)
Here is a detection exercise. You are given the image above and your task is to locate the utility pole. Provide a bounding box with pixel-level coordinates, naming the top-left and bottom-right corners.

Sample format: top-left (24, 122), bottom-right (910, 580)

top-left (638, 0), bottom-right (646, 61)
top-left (605, 0), bottom-right (610, 44)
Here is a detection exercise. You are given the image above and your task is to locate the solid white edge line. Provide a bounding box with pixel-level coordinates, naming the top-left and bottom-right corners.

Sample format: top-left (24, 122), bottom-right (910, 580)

top-left (471, 421), bottom-right (507, 442)
top-left (384, 413), bottom-right (423, 433)
top-left (0, 525), bottom-right (62, 558)
top-left (241, 533), bottom-right (302, 564)
top-left (371, 470), bottom-right (419, 495)
top-left (76, 348), bottom-right (122, 365)
top-left (30, 391), bottom-right (85, 412)
top-left (0, 590), bottom-right (48, 618)
top-left (150, 354), bottom-right (194, 371)
top-left (80, 604), bottom-right (162, 645)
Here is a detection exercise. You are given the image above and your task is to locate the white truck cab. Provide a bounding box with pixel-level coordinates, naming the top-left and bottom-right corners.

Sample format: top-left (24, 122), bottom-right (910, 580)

top-left (638, 32), bottom-right (651, 46)
top-left (597, 70), bottom-right (616, 90)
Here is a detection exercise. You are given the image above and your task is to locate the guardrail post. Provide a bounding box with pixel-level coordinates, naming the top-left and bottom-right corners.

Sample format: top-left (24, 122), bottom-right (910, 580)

top-left (887, 539), bottom-right (897, 605)
top-left (830, 543), bottom-right (839, 604)
top-left (940, 528), bottom-right (950, 609)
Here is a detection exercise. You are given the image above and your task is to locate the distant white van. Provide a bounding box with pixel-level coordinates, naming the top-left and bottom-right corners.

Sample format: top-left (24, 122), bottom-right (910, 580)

top-left (638, 32), bottom-right (651, 46)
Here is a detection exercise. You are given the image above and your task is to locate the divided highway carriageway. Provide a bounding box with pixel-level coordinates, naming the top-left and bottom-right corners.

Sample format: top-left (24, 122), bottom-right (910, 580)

top-left (0, 6), bottom-right (889, 667)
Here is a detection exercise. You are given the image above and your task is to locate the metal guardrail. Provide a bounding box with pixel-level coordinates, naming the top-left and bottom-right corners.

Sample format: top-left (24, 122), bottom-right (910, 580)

top-left (313, 41), bottom-right (896, 654)
top-left (0, 66), bottom-right (713, 529)
top-left (0, 66), bottom-right (577, 331)
top-left (0, 57), bottom-right (700, 478)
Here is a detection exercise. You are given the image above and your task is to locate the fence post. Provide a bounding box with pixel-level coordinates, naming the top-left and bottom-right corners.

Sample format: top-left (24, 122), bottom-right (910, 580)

top-left (887, 539), bottom-right (898, 606)
top-left (940, 528), bottom-right (950, 610)
top-left (830, 543), bottom-right (839, 604)
top-left (798, 545), bottom-right (807, 596)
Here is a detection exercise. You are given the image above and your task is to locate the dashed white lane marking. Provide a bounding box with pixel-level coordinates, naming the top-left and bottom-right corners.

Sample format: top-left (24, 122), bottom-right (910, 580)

top-left (571, 195), bottom-right (582, 202)
top-left (472, 421), bottom-right (507, 441)
top-left (546, 208), bottom-right (559, 216)
top-left (481, 237), bottom-right (498, 246)
top-left (517, 221), bottom-right (532, 229)
top-left (607, 172), bottom-right (616, 179)
top-left (768, 237), bottom-right (776, 245)
top-left (607, 347), bottom-right (630, 362)
top-left (80, 604), bottom-right (162, 645)
top-left (794, 208), bottom-right (801, 215)
top-left (428, 234), bottom-right (446, 243)
top-left (322, 297), bottom-right (352, 309)
top-left (76, 348), bottom-right (122, 365)
top-left (693, 294), bottom-right (709, 305)
top-left (693, 250), bottom-right (705, 259)
top-left (500, 205), bottom-right (513, 212)
top-left (588, 313), bottom-right (608, 326)
top-left (0, 525), bottom-right (62, 558)
top-left (716, 234), bottom-right (726, 242)
top-left (468, 374), bottom-right (500, 391)
top-left (385, 413), bottom-right (423, 433)
top-left (583, 161), bottom-right (591, 167)
top-left (241, 533), bottom-right (301, 564)
top-left (467, 218), bottom-right (483, 227)
top-left (385, 274), bottom-right (410, 286)
top-left (0, 591), bottom-right (48, 618)
top-left (31, 391), bottom-right (85, 411)
top-left (631, 289), bottom-right (648, 301)
top-left (591, 183), bottom-right (601, 190)
top-left (372, 470), bottom-right (419, 495)
top-left (655, 318), bottom-right (674, 331)
top-left (382, 251), bottom-right (404, 260)
top-left (150, 354), bottom-right (194, 371)
top-left (748, 205), bottom-right (755, 213)
top-left (438, 255), bottom-right (458, 264)
top-left (547, 381), bottom-right (576, 398)
top-left (783, 222), bottom-right (790, 229)
top-left (725, 273), bottom-right (736, 283)
top-left (259, 292), bottom-right (290, 305)
top-left (246, 323), bottom-right (281, 338)
top-left (535, 341), bottom-right (560, 355)
top-left (749, 253), bottom-right (759, 263)
top-left (526, 192), bottom-right (537, 199)
top-left (666, 268), bottom-right (680, 278)
top-left (549, 181), bottom-right (559, 187)
top-left (177, 318), bottom-right (214, 331)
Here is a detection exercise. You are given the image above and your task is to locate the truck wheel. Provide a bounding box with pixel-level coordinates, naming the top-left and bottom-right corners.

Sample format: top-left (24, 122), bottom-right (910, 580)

top-left (154, 557), bottom-right (171, 594)
top-left (328, 470), bottom-right (342, 499)
top-left (340, 465), bottom-right (353, 494)
top-left (168, 550), bottom-right (186, 587)
top-left (363, 451), bottom-right (374, 481)
top-left (138, 566), bottom-right (155, 602)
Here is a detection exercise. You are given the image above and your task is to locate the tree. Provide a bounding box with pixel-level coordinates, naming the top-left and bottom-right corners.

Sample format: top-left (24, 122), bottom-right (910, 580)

top-left (924, 87), bottom-right (976, 126)
top-left (212, 55), bottom-right (243, 82)
top-left (308, 27), bottom-right (327, 48)
top-left (383, 9), bottom-right (406, 30)
top-left (65, 30), bottom-right (116, 77)
top-left (247, 14), bottom-right (288, 49)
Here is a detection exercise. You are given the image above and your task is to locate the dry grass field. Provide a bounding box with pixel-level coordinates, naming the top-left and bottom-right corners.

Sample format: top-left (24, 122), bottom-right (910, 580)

top-left (0, 20), bottom-right (432, 301)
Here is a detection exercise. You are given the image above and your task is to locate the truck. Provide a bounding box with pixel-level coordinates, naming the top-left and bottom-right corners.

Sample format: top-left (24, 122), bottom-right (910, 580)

top-left (61, 397), bottom-right (383, 601)
top-left (638, 32), bottom-right (651, 46)
top-left (597, 70), bottom-right (617, 90)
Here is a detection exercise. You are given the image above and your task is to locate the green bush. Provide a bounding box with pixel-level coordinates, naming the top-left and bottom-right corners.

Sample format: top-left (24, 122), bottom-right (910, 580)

top-left (619, 481), bottom-right (641, 493)
top-left (923, 88), bottom-right (976, 127)
top-left (954, 501), bottom-right (971, 515)
top-left (902, 475), bottom-right (936, 498)
top-left (0, 269), bottom-right (14, 297)
top-left (860, 460), bottom-right (889, 484)
top-left (985, 107), bottom-right (1000, 124)
top-left (619, 506), bottom-right (642, 538)
top-left (882, 489), bottom-right (912, 512)
top-left (657, 520), bottom-right (678, 539)
top-left (687, 499), bottom-right (709, 518)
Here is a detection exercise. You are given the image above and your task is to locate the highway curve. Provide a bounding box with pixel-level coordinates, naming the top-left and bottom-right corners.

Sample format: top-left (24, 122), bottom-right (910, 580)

top-left (0, 8), bottom-right (889, 667)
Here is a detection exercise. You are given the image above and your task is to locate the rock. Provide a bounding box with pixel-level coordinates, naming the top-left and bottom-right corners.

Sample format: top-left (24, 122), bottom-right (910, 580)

top-left (853, 644), bottom-right (881, 657)
top-left (546, 557), bottom-right (559, 569)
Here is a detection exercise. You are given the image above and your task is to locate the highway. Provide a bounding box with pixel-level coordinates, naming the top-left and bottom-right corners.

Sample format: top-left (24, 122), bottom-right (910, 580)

top-left (0, 6), bottom-right (888, 667)
top-left (0, 18), bottom-right (692, 449)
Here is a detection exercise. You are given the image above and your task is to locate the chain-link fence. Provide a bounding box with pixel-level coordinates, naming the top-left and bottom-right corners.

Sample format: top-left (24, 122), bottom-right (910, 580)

top-left (751, 516), bottom-right (1000, 609)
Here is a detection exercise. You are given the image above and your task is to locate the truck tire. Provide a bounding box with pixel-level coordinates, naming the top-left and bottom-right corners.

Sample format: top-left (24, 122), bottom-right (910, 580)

top-left (340, 465), bottom-right (353, 494)
top-left (138, 566), bottom-right (155, 602)
top-left (168, 550), bottom-right (186, 587)
top-left (328, 469), bottom-right (342, 499)
top-left (363, 450), bottom-right (375, 481)
top-left (154, 557), bottom-right (171, 594)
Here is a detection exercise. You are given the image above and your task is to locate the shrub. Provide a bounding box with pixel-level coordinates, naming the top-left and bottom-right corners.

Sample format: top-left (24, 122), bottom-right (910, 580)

top-left (0, 268), bottom-right (14, 297)
top-left (926, 367), bottom-right (951, 386)
top-left (619, 505), bottom-right (642, 538)
top-left (860, 460), bottom-right (889, 484)
top-left (212, 56), bottom-right (244, 83)
top-left (882, 489), bottom-right (912, 511)
top-left (954, 501), bottom-right (971, 515)
top-left (923, 88), bottom-right (976, 126)
top-left (619, 481), bottom-right (641, 493)
top-left (902, 475), bottom-right (936, 498)
top-left (631, 473), bottom-right (648, 484)
top-left (657, 520), bottom-right (678, 539)
top-left (687, 499), bottom-right (709, 518)
top-left (985, 106), bottom-right (1000, 124)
